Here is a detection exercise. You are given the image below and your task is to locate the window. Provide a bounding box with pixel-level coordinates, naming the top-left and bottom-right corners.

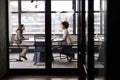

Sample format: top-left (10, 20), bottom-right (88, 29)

top-left (22, 1), bottom-right (45, 11)
top-left (51, 1), bottom-right (72, 11)
top-left (51, 1), bottom-right (73, 34)
top-left (21, 13), bottom-right (45, 34)
top-left (10, 0), bottom-right (73, 35)
top-left (52, 13), bottom-right (73, 34)
top-left (94, 13), bottom-right (100, 34)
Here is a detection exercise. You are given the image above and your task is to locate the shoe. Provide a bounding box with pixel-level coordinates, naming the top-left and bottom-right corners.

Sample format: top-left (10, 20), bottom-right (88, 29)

top-left (16, 59), bottom-right (23, 62)
top-left (68, 57), bottom-right (73, 62)
top-left (20, 56), bottom-right (28, 60)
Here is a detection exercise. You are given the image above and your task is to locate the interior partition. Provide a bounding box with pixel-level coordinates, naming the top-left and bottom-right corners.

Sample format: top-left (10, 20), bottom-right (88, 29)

top-left (0, 0), bottom-right (8, 78)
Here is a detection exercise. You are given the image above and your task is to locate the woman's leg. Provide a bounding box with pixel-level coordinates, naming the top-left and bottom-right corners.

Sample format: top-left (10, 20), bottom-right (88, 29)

top-left (19, 47), bottom-right (28, 60)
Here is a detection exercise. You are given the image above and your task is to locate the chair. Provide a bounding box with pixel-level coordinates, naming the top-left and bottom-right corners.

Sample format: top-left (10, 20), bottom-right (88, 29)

top-left (9, 35), bottom-right (23, 61)
top-left (33, 34), bottom-right (45, 65)
top-left (52, 41), bottom-right (74, 62)
top-left (97, 41), bottom-right (105, 64)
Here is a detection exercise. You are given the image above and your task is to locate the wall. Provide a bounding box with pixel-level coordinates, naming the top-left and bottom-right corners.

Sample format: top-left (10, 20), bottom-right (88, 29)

top-left (0, 0), bottom-right (8, 78)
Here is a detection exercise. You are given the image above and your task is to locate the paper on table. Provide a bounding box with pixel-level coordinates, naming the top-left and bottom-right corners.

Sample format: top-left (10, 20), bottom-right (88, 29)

top-left (53, 38), bottom-right (63, 41)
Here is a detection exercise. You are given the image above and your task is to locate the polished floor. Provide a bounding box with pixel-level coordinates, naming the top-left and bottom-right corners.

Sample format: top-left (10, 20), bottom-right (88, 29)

top-left (9, 53), bottom-right (77, 68)
top-left (4, 75), bottom-right (104, 80)
top-left (9, 53), bottom-right (104, 69)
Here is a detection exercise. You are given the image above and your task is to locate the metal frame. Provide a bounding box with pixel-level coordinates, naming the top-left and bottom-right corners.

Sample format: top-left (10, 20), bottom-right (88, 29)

top-left (100, 0), bottom-right (103, 34)
top-left (18, 0), bottom-right (21, 27)
top-left (88, 0), bottom-right (94, 79)
top-left (73, 0), bottom-right (76, 35)
top-left (45, 0), bottom-right (52, 69)
top-left (77, 0), bottom-right (86, 79)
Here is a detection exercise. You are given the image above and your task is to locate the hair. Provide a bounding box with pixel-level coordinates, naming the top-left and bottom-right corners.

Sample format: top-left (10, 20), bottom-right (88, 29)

top-left (61, 21), bottom-right (69, 29)
top-left (16, 24), bottom-right (24, 33)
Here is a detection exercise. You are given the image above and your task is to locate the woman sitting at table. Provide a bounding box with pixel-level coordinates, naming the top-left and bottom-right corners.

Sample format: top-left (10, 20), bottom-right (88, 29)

top-left (60, 21), bottom-right (74, 61)
top-left (15, 24), bottom-right (29, 61)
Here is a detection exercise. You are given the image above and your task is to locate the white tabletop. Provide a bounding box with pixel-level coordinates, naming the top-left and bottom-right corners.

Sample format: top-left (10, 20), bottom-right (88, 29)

top-left (23, 38), bottom-right (45, 42)
top-left (23, 38), bottom-right (63, 42)
top-left (52, 38), bottom-right (63, 42)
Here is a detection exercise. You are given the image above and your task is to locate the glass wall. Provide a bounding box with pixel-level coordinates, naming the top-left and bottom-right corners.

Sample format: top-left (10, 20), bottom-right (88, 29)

top-left (9, 0), bottom-right (106, 78)
top-left (9, 0), bottom-right (76, 69)
top-left (51, 0), bottom-right (78, 68)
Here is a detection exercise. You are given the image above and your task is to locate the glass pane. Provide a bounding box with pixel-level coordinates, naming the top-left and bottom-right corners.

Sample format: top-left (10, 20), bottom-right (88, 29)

top-left (102, 13), bottom-right (105, 34)
top-left (11, 13), bottom-right (18, 34)
top-left (85, 0), bottom-right (88, 11)
top-left (94, 0), bottom-right (100, 11)
top-left (94, 0), bottom-right (105, 79)
top-left (52, 0), bottom-right (78, 68)
top-left (94, 13), bottom-right (100, 34)
top-left (22, 1), bottom-right (45, 11)
top-left (52, 13), bottom-right (73, 34)
top-left (21, 13), bottom-right (45, 34)
top-left (9, 0), bottom-right (46, 69)
top-left (10, 1), bottom-right (18, 12)
top-left (77, 0), bottom-right (100, 11)
top-left (52, 1), bottom-right (72, 11)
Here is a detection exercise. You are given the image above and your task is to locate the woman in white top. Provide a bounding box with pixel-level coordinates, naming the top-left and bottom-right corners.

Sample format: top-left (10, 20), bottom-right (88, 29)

top-left (60, 21), bottom-right (74, 61)
top-left (61, 21), bottom-right (72, 45)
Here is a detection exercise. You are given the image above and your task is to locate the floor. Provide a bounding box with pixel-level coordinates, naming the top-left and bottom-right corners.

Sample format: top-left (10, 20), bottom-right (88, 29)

top-left (9, 53), bottom-right (77, 69)
top-left (3, 75), bottom-right (104, 80)
top-left (9, 53), bottom-right (104, 69)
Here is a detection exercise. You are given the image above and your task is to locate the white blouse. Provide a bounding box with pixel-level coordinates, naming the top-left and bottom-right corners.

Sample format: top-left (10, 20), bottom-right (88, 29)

top-left (62, 29), bottom-right (72, 45)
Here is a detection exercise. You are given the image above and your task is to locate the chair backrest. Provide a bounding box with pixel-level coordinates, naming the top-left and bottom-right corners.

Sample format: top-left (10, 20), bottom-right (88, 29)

top-left (70, 35), bottom-right (77, 45)
top-left (34, 34), bottom-right (45, 52)
top-left (34, 34), bottom-right (45, 39)
top-left (35, 42), bottom-right (45, 52)
top-left (11, 35), bottom-right (15, 42)
top-left (34, 34), bottom-right (45, 42)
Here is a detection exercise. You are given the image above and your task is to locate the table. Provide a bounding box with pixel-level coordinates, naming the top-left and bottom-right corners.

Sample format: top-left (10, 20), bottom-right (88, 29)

top-left (9, 37), bottom-right (77, 63)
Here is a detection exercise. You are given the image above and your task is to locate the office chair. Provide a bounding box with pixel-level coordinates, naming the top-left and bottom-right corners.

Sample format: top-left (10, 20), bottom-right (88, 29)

top-left (52, 41), bottom-right (74, 62)
top-left (9, 35), bottom-right (23, 62)
top-left (97, 41), bottom-right (105, 64)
